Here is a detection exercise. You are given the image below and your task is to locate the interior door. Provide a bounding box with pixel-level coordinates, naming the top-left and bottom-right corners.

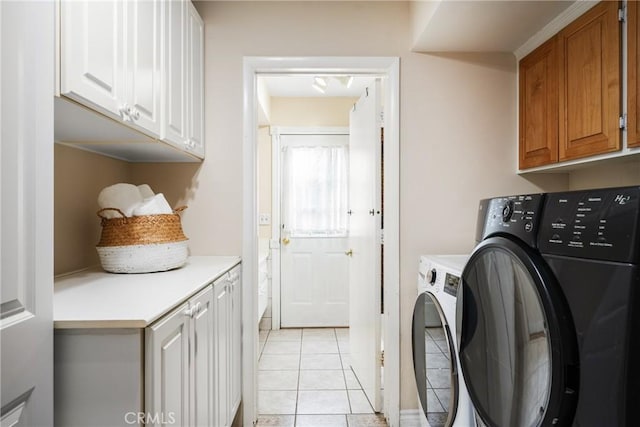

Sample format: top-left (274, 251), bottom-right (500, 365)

top-left (348, 81), bottom-right (382, 412)
top-left (280, 133), bottom-right (350, 327)
top-left (1, 2), bottom-right (54, 425)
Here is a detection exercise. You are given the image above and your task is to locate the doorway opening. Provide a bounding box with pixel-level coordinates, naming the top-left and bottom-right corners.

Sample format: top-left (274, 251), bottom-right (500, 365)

top-left (243, 57), bottom-right (400, 427)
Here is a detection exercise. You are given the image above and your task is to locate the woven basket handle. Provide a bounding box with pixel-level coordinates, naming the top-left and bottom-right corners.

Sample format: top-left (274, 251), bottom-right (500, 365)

top-left (97, 207), bottom-right (127, 219)
top-left (173, 206), bottom-right (188, 214)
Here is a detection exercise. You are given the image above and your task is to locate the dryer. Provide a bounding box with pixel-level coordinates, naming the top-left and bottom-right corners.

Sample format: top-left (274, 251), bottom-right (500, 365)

top-left (413, 255), bottom-right (475, 427)
top-left (458, 186), bottom-right (640, 427)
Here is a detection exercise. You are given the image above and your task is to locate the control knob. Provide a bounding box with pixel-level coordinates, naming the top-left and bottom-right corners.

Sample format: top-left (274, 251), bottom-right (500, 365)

top-left (502, 200), bottom-right (514, 222)
top-left (426, 268), bottom-right (437, 285)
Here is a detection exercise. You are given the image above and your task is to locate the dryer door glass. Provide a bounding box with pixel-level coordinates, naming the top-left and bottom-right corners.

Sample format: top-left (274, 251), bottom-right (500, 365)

top-left (412, 292), bottom-right (459, 427)
top-left (459, 245), bottom-right (551, 427)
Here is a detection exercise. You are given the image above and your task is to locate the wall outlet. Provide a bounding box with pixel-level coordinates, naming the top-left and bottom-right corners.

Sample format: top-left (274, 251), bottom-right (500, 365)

top-left (259, 213), bottom-right (271, 225)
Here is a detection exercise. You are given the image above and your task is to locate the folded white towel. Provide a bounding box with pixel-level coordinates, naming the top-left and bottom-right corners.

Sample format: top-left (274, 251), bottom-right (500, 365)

top-left (98, 183), bottom-right (144, 218)
top-left (132, 193), bottom-right (173, 216)
top-left (137, 184), bottom-right (155, 199)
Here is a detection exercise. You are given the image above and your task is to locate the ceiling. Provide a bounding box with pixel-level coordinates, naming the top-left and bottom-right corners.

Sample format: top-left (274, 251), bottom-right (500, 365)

top-left (412, 0), bottom-right (577, 52)
top-left (260, 75), bottom-right (376, 98)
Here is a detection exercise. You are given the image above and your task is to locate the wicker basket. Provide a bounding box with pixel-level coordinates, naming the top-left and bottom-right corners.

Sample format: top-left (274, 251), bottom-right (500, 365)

top-left (96, 207), bottom-right (189, 273)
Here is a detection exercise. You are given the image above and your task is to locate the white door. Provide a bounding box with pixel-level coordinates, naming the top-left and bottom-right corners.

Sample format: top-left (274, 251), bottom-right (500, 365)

top-left (126, 0), bottom-right (162, 137)
top-left (348, 82), bottom-right (383, 411)
top-left (162, 0), bottom-right (187, 147)
top-left (280, 134), bottom-right (350, 328)
top-left (60, 0), bottom-right (124, 118)
top-left (1, 2), bottom-right (54, 425)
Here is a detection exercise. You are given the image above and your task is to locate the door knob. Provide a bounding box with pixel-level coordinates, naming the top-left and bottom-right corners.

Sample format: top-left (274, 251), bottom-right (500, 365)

top-left (282, 237), bottom-right (290, 245)
top-left (345, 249), bottom-right (353, 257)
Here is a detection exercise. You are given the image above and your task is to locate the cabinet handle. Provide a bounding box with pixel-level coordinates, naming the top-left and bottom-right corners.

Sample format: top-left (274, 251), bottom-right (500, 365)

top-left (131, 108), bottom-right (140, 121)
top-left (119, 104), bottom-right (131, 121)
top-left (184, 306), bottom-right (195, 317)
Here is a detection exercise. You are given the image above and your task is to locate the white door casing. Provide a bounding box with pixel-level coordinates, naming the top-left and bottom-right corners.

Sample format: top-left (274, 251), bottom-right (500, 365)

top-left (348, 81), bottom-right (383, 412)
top-left (1, 1), bottom-right (54, 425)
top-left (243, 57), bottom-right (400, 427)
top-left (279, 132), bottom-right (350, 328)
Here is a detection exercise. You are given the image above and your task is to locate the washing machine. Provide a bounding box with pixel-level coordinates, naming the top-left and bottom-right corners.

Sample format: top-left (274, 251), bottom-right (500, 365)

top-left (458, 186), bottom-right (640, 427)
top-left (413, 255), bottom-right (476, 427)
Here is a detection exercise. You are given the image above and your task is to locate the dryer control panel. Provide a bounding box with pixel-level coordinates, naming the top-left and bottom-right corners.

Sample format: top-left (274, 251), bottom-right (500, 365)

top-left (538, 186), bottom-right (640, 263)
top-left (479, 193), bottom-right (545, 248)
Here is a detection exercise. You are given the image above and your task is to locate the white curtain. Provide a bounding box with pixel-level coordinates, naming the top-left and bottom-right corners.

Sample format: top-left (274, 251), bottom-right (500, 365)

top-left (283, 145), bottom-right (348, 237)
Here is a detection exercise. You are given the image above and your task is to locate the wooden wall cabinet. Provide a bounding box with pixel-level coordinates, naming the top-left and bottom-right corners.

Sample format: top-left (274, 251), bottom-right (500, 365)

top-left (628, 0), bottom-right (640, 148)
top-left (558, 0), bottom-right (621, 161)
top-left (519, 1), bottom-right (623, 170)
top-left (519, 36), bottom-right (559, 169)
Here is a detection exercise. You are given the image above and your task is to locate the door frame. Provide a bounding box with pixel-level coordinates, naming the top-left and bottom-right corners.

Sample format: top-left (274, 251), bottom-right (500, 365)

top-left (270, 126), bottom-right (350, 331)
top-left (242, 56), bottom-right (400, 426)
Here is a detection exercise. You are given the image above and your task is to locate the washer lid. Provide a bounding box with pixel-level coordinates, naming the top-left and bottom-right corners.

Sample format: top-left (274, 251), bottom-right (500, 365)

top-left (458, 236), bottom-right (578, 427)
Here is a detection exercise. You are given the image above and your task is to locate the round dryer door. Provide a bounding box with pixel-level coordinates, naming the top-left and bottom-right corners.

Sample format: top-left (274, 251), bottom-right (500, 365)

top-left (457, 237), bottom-right (578, 427)
top-left (412, 291), bottom-right (459, 427)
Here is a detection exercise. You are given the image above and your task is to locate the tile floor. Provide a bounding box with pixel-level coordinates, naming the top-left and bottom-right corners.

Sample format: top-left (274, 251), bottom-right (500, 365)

top-left (425, 326), bottom-right (452, 427)
top-left (257, 328), bottom-right (387, 427)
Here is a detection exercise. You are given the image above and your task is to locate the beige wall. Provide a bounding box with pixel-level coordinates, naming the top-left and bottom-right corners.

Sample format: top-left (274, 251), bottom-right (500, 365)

top-left (54, 145), bottom-right (131, 275)
top-left (55, 1), bottom-right (638, 411)
top-left (569, 160), bottom-right (640, 190)
top-left (270, 97), bottom-right (356, 127)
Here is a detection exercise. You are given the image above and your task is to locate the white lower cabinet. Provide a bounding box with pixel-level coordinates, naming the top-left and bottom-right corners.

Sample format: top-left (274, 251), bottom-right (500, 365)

top-left (54, 261), bottom-right (241, 427)
top-left (213, 265), bottom-right (242, 427)
top-left (146, 285), bottom-right (213, 427)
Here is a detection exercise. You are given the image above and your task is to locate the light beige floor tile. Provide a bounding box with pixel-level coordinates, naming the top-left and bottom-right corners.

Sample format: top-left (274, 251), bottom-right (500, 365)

top-left (426, 352), bottom-right (450, 369)
top-left (337, 340), bottom-right (350, 354)
top-left (268, 329), bottom-right (303, 341)
top-left (259, 354), bottom-right (300, 371)
top-left (300, 354), bottom-right (342, 370)
top-left (257, 415), bottom-right (295, 426)
top-left (258, 390), bottom-right (298, 415)
top-left (263, 340), bottom-right (302, 355)
top-left (335, 328), bottom-right (349, 338)
top-left (348, 390), bottom-right (374, 414)
top-left (297, 390), bottom-right (350, 414)
top-left (340, 353), bottom-right (352, 369)
top-left (427, 389), bottom-right (445, 413)
top-left (298, 370), bottom-right (346, 390)
top-left (302, 340), bottom-right (339, 354)
top-left (296, 414), bottom-right (348, 426)
top-left (302, 328), bottom-right (337, 339)
top-left (426, 368), bottom-right (450, 388)
top-left (346, 414), bottom-right (388, 426)
top-left (433, 388), bottom-right (451, 412)
top-left (260, 329), bottom-right (270, 342)
top-left (343, 369), bottom-right (361, 389)
top-left (259, 370), bottom-right (299, 390)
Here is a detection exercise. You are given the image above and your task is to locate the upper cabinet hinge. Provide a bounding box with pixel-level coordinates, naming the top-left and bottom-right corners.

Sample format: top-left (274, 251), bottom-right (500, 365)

top-left (619, 6), bottom-right (626, 22)
top-left (380, 350), bottom-right (385, 367)
top-left (620, 114), bottom-right (627, 130)
top-left (380, 110), bottom-right (385, 126)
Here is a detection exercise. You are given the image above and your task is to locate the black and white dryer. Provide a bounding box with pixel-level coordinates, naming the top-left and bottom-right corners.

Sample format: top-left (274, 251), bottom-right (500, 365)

top-left (458, 186), bottom-right (640, 427)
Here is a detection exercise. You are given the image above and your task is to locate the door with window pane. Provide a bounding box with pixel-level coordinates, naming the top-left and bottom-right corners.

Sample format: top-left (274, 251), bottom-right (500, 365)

top-left (280, 133), bottom-right (350, 327)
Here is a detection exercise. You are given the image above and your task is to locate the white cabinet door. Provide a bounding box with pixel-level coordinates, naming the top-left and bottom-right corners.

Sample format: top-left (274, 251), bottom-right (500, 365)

top-left (229, 267), bottom-right (242, 414)
top-left (60, 0), bottom-right (124, 119)
top-left (162, 0), bottom-right (187, 148)
top-left (126, 0), bottom-right (162, 137)
top-left (186, 0), bottom-right (205, 158)
top-left (213, 276), bottom-right (231, 427)
top-left (146, 302), bottom-right (191, 427)
top-left (190, 286), bottom-right (214, 427)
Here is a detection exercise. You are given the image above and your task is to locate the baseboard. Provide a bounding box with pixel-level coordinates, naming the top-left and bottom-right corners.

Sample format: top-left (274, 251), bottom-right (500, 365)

top-left (399, 409), bottom-right (421, 427)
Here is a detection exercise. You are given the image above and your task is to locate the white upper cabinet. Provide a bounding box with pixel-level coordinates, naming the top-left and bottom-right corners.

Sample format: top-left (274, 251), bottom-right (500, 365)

top-left (186, 0), bottom-right (205, 158)
top-left (58, 0), bottom-right (204, 162)
top-left (161, 0), bottom-right (205, 159)
top-left (60, 0), bottom-right (125, 119)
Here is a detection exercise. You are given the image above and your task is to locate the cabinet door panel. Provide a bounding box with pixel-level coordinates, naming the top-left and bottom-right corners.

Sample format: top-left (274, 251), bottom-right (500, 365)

top-left (186, 1), bottom-right (205, 157)
top-left (558, 1), bottom-right (621, 160)
top-left (127, 0), bottom-right (162, 137)
top-left (519, 36), bottom-right (559, 169)
top-left (628, 0), bottom-right (640, 147)
top-left (60, 0), bottom-right (123, 118)
top-left (213, 279), bottom-right (231, 427)
top-left (230, 269), bottom-right (242, 413)
top-left (146, 303), bottom-right (190, 427)
top-left (162, 0), bottom-right (187, 146)
top-left (191, 286), bottom-right (214, 427)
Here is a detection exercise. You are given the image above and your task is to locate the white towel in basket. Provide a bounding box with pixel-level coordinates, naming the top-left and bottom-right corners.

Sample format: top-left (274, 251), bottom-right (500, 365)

top-left (98, 183), bottom-right (144, 218)
top-left (132, 193), bottom-right (173, 216)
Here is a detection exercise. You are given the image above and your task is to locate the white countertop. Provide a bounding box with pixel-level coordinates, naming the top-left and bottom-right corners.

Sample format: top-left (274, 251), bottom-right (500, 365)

top-left (54, 256), bottom-right (241, 329)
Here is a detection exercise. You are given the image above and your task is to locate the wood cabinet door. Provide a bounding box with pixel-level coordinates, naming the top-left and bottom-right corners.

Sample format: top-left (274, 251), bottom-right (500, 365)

top-left (628, 0), bottom-right (640, 147)
top-left (519, 36), bottom-right (559, 169)
top-left (190, 286), bottom-right (214, 427)
top-left (146, 302), bottom-right (190, 427)
top-left (558, 0), bottom-right (621, 161)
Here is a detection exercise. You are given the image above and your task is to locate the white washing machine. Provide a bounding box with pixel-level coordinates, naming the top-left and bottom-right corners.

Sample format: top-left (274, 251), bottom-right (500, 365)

top-left (413, 255), bottom-right (476, 427)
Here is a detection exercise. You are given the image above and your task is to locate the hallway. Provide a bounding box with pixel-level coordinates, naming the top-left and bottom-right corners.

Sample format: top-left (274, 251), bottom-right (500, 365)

top-left (256, 328), bottom-right (387, 426)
